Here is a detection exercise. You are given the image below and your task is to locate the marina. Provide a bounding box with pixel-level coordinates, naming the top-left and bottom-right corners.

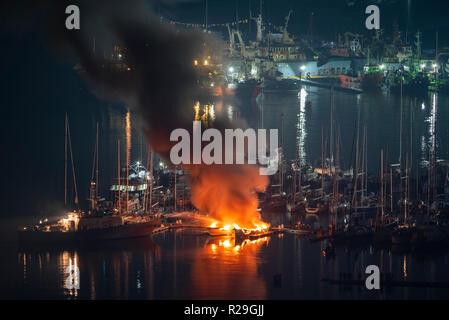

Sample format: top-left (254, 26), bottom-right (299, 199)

top-left (2, 0), bottom-right (449, 302)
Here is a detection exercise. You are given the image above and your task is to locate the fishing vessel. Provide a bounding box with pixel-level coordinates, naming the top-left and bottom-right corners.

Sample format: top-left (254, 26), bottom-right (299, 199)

top-left (18, 212), bottom-right (161, 246)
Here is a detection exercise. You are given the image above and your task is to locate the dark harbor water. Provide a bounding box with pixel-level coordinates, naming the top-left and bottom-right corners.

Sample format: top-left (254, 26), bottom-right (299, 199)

top-left (261, 86), bottom-right (449, 173)
top-left (2, 36), bottom-right (449, 299)
top-left (2, 221), bottom-right (449, 299)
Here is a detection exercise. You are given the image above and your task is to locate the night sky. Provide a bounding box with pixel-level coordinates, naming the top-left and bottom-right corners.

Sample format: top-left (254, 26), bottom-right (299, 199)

top-left (162, 0), bottom-right (449, 48)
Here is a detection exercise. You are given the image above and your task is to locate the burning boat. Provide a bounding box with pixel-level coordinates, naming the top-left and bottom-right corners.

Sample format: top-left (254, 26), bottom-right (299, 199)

top-left (207, 221), bottom-right (272, 239)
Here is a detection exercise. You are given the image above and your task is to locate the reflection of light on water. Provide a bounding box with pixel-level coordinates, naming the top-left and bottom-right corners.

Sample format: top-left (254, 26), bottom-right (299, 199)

top-left (61, 251), bottom-right (80, 297)
top-left (421, 135), bottom-right (426, 164)
top-left (227, 105), bottom-right (233, 120)
top-left (296, 88), bottom-right (307, 165)
top-left (193, 102), bottom-right (215, 126)
top-left (209, 236), bottom-right (270, 256)
top-left (20, 253), bottom-right (27, 283)
top-left (194, 101), bottom-right (200, 121)
top-left (190, 236), bottom-right (269, 298)
top-left (403, 255), bottom-right (407, 278)
top-left (420, 94), bottom-right (437, 164)
top-left (209, 104), bottom-right (215, 121)
top-left (422, 93), bottom-right (437, 163)
top-left (429, 93), bottom-right (437, 154)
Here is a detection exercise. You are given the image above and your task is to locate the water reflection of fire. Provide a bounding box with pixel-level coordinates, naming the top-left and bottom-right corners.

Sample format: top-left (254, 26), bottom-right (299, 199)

top-left (209, 236), bottom-right (270, 252)
top-left (190, 236), bottom-right (269, 299)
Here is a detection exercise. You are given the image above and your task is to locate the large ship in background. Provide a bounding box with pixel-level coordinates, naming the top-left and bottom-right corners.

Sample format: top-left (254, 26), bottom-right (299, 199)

top-left (73, 4), bottom-right (449, 97)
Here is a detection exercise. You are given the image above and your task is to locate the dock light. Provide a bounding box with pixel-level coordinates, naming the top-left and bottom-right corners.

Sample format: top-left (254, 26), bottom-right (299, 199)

top-left (228, 67), bottom-right (234, 73)
top-left (300, 65), bottom-right (306, 71)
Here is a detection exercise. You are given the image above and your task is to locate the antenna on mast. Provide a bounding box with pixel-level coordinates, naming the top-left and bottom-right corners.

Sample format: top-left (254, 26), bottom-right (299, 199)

top-left (205, 0), bottom-right (208, 31)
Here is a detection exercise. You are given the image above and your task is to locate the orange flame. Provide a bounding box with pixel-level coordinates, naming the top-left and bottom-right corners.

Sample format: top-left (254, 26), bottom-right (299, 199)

top-left (191, 164), bottom-right (269, 230)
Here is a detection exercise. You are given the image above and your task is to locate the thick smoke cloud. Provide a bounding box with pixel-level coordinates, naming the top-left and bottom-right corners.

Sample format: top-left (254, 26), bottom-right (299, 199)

top-left (8, 0), bottom-right (268, 226)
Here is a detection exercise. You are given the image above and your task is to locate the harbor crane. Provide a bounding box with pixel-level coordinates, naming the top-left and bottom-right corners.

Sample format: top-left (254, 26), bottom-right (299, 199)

top-left (281, 9), bottom-right (294, 44)
top-left (227, 25), bottom-right (246, 57)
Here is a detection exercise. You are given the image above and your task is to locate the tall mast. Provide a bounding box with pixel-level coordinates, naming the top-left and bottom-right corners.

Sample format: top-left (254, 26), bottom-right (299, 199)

top-left (352, 106), bottom-right (361, 215)
top-left (365, 126), bottom-right (368, 202)
top-left (205, 0), bottom-right (208, 31)
top-left (118, 139), bottom-right (121, 215)
top-left (126, 111), bottom-right (131, 214)
top-left (405, 153), bottom-right (409, 222)
top-left (65, 113), bottom-right (68, 206)
top-left (96, 122), bottom-right (99, 198)
top-left (399, 76), bottom-right (403, 214)
top-left (321, 126), bottom-right (324, 200)
top-left (174, 166), bottom-right (177, 212)
top-left (380, 149), bottom-right (384, 219)
top-left (67, 117), bottom-right (79, 208)
top-left (280, 113), bottom-right (284, 193)
top-left (390, 165), bottom-right (393, 213)
top-left (149, 149), bottom-right (153, 215)
top-left (330, 85), bottom-right (334, 166)
top-left (142, 148), bottom-right (150, 214)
